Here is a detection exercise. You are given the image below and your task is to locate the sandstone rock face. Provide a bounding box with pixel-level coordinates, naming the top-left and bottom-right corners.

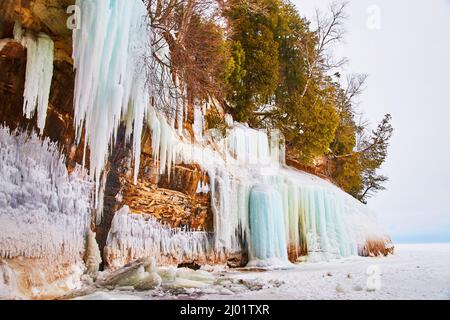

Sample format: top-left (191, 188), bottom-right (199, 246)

top-left (1, 0), bottom-right (74, 35)
top-left (124, 183), bottom-right (211, 231)
top-left (0, 257), bottom-right (85, 299)
top-left (128, 150), bottom-right (212, 231)
top-left (0, 0), bottom-right (73, 62)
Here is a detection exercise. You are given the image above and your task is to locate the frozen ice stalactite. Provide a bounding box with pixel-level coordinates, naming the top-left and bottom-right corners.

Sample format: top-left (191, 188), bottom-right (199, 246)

top-left (95, 169), bottom-right (108, 225)
top-left (72, 0), bottom-right (151, 196)
top-left (196, 181), bottom-right (210, 194)
top-left (104, 206), bottom-right (213, 269)
top-left (14, 22), bottom-right (54, 134)
top-left (274, 171), bottom-right (356, 262)
top-left (226, 124), bottom-right (271, 165)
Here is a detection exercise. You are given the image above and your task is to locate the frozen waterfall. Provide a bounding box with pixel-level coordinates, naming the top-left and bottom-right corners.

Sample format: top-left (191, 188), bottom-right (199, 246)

top-left (248, 186), bottom-right (289, 267)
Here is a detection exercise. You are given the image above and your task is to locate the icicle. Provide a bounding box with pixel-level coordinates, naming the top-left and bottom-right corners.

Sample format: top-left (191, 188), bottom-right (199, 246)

top-left (196, 181), bottom-right (203, 194)
top-left (14, 22), bottom-right (54, 134)
top-left (224, 114), bottom-right (234, 127)
top-left (193, 102), bottom-right (204, 142)
top-left (105, 206), bottom-right (212, 268)
top-left (95, 169), bottom-right (108, 225)
top-left (72, 0), bottom-right (151, 195)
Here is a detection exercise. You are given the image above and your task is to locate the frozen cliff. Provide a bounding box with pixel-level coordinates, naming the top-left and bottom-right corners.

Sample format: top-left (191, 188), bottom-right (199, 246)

top-left (0, 0), bottom-right (392, 299)
top-left (67, 1), bottom-right (390, 269)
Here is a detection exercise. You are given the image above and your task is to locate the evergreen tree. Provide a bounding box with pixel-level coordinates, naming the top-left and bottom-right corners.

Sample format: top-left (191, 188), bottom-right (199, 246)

top-left (225, 0), bottom-right (280, 122)
top-left (203, 0), bottom-right (393, 202)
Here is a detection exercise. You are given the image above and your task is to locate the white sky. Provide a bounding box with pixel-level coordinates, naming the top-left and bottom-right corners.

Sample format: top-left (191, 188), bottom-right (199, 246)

top-left (293, 0), bottom-right (450, 243)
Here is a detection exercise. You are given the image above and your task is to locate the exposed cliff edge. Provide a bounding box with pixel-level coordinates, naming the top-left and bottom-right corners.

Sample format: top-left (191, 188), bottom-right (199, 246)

top-left (0, 0), bottom-right (393, 299)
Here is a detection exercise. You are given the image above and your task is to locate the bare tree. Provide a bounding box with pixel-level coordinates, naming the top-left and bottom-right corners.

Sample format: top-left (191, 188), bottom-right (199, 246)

top-left (143, 0), bottom-right (226, 123)
top-left (343, 73), bottom-right (367, 110)
top-left (301, 1), bottom-right (349, 98)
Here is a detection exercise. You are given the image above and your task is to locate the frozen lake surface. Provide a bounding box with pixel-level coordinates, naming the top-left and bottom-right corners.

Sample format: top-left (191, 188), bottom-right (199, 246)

top-left (77, 243), bottom-right (450, 300)
top-left (201, 243), bottom-right (450, 300)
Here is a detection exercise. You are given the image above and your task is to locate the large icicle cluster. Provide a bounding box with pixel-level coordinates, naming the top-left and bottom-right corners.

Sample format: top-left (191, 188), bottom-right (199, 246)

top-left (104, 206), bottom-right (212, 268)
top-left (0, 126), bottom-right (91, 262)
top-left (14, 22), bottom-right (54, 134)
top-left (72, 0), bottom-right (151, 196)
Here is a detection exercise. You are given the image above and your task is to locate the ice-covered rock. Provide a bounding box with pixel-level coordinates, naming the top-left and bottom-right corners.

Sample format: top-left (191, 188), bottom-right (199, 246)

top-left (0, 126), bottom-right (92, 299)
top-left (134, 273), bottom-right (162, 291)
top-left (157, 267), bottom-right (177, 283)
top-left (176, 269), bottom-right (216, 285)
top-left (84, 230), bottom-right (102, 278)
top-left (97, 257), bottom-right (162, 291)
top-left (104, 206), bottom-right (213, 268)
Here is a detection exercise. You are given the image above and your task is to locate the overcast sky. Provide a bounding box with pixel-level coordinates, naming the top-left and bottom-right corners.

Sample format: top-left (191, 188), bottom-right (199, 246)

top-left (293, 0), bottom-right (450, 243)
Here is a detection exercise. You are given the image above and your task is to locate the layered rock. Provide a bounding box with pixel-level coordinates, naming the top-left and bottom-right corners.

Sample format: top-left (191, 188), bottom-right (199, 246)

top-left (124, 183), bottom-right (211, 231)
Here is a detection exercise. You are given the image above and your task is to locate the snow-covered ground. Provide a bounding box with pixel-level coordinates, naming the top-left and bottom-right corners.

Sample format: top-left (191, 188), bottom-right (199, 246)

top-left (199, 243), bottom-right (450, 300)
top-left (77, 243), bottom-right (450, 300)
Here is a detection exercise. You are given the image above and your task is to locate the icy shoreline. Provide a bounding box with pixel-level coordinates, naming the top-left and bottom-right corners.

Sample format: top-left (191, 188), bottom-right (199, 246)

top-left (74, 243), bottom-right (450, 300)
